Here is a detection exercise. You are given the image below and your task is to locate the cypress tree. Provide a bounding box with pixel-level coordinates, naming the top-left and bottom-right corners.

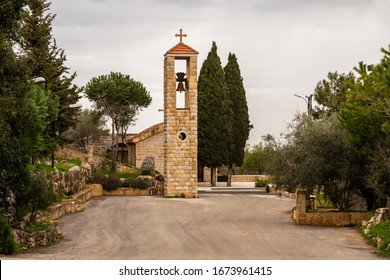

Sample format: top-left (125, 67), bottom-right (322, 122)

top-left (19, 0), bottom-right (81, 158)
top-left (224, 53), bottom-right (251, 186)
top-left (198, 42), bottom-right (233, 186)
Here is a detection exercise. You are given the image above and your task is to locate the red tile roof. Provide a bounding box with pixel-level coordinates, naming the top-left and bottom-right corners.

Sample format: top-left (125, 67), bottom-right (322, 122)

top-left (127, 122), bottom-right (164, 143)
top-left (165, 42), bottom-right (199, 55)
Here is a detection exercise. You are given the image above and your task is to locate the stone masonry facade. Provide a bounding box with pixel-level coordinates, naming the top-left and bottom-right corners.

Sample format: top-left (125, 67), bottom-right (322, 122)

top-left (127, 123), bottom-right (164, 173)
top-left (163, 41), bottom-right (198, 198)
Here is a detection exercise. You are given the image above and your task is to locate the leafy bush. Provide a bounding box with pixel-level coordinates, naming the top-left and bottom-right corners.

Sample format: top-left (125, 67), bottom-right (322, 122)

top-left (155, 174), bottom-right (164, 181)
top-left (93, 175), bottom-right (122, 191)
top-left (255, 178), bottom-right (269, 188)
top-left (122, 178), bottom-right (149, 189)
top-left (26, 172), bottom-right (57, 221)
top-left (367, 221), bottom-right (390, 257)
top-left (141, 169), bottom-right (153, 176)
top-left (0, 214), bottom-right (18, 255)
top-left (25, 220), bottom-right (55, 234)
top-left (112, 172), bottom-right (140, 178)
top-left (91, 170), bottom-right (140, 179)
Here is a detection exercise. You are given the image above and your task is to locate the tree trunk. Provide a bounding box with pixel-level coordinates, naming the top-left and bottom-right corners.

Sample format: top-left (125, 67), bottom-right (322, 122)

top-left (387, 196), bottom-right (390, 209)
top-left (226, 164), bottom-right (233, 187)
top-left (111, 113), bottom-right (117, 172)
top-left (211, 167), bottom-right (217, 187)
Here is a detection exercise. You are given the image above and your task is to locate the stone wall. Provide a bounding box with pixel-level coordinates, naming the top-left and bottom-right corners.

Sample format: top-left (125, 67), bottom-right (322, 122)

top-left (93, 135), bottom-right (112, 155)
top-left (134, 130), bottom-right (164, 173)
top-left (295, 190), bottom-right (371, 227)
top-left (231, 175), bottom-right (269, 182)
top-left (34, 189), bottom-right (92, 222)
top-left (13, 188), bottom-right (92, 249)
top-left (47, 163), bottom-right (91, 195)
top-left (102, 181), bottom-right (164, 196)
top-left (103, 188), bottom-right (150, 196)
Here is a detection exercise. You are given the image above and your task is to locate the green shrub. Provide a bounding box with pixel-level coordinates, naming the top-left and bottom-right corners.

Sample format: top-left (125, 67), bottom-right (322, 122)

top-left (91, 170), bottom-right (140, 179)
top-left (93, 175), bottom-right (122, 191)
top-left (255, 178), bottom-right (269, 188)
top-left (266, 185), bottom-right (270, 193)
top-left (141, 169), bottom-right (153, 176)
top-left (155, 174), bottom-right (164, 181)
top-left (25, 220), bottom-right (55, 234)
top-left (26, 172), bottom-right (58, 221)
top-left (122, 178), bottom-right (149, 189)
top-left (0, 214), bottom-right (18, 255)
top-left (112, 172), bottom-right (140, 178)
top-left (369, 221), bottom-right (390, 257)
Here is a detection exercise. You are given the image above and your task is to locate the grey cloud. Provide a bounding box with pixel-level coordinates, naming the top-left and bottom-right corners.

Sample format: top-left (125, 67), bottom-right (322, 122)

top-left (49, 0), bottom-right (390, 145)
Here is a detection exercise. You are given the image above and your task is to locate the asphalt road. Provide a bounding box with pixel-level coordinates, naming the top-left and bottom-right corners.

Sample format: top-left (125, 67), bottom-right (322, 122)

top-left (8, 194), bottom-right (380, 260)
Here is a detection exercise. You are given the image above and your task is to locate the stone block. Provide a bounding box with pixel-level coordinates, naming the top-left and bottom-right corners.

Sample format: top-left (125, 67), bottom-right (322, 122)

top-left (86, 184), bottom-right (103, 197)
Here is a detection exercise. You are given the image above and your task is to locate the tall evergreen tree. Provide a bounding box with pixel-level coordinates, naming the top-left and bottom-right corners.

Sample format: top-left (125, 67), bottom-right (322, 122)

top-left (339, 46), bottom-right (390, 207)
top-left (0, 0), bottom-right (31, 219)
top-left (198, 42), bottom-right (233, 186)
top-left (224, 53), bottom-right (250, 186)
top-left (0, 0), bottom-right (42, 225)
top-left (19, 0), bottom-right (81, 158)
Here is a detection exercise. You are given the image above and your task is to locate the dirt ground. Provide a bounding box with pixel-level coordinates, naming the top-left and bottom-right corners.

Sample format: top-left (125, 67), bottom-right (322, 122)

top-left (2, 194), bottom-right (380, 260)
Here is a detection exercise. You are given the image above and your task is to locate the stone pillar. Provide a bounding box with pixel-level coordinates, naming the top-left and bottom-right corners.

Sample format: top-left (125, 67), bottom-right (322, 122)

top-left (163, 40), bottom-right (199, 198)
top-left (296, 189), bottom-right (307, 213)
top-left (296, 189), bottom-right (307, 225)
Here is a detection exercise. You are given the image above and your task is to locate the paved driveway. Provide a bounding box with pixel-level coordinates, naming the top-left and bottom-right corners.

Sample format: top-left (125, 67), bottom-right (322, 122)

top-left (10, 194), bottom-right (379, 260)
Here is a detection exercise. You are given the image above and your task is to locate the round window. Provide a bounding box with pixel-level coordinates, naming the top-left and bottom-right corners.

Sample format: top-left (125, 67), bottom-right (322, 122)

top-left (177, 131), bottom-right (187, 141)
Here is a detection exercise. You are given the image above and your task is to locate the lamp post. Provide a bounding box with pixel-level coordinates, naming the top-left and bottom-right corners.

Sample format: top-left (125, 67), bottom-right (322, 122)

top-left (294, 94), bottom-right (313, 115)
top-left (51, 104), bottom-right (82, 167)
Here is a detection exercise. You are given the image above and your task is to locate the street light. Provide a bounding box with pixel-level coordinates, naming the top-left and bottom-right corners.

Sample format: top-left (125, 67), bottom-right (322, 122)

top-left (51, 103), bottom-right (82, 167)
top-left (32, 77), bottom-right (45, 84)
top-left (294, 94), bottom-right (313, 114)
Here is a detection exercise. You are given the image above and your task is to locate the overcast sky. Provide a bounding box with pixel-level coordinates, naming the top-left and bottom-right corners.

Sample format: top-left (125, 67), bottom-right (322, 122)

top-left (49, 0), bottom-right (390, 146)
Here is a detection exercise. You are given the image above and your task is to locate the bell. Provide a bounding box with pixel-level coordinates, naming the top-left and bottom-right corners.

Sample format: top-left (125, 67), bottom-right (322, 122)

top-left (176, 72), bottom-right (187, 92)
top-left (176, 81), bottom-right (186, 92)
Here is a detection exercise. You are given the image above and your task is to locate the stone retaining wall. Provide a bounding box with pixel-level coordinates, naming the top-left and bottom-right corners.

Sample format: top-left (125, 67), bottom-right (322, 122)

top-left (295, 189), bottom-right (371, 227)
top-left (103, 188), bottom-right (150, 196)
top-left (231, 175), bottom-right (269, 182)
top-left (35, 188), bottom-right (92, 222)
top-left (296, 211), bottom-right (371, 227)
top-left (103, 182), bottom-right (164, 196)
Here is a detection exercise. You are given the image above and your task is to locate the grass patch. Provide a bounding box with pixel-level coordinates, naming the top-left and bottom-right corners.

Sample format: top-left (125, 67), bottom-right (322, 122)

top-left (28, 159), bottom-right (81, 173)
top-left (25, 221), bottom-right (55, 234)
top-left (55, 160), bottom-right (81, 172)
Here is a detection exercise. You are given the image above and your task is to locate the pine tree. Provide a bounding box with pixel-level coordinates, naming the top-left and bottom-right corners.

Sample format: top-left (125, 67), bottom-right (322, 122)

top-left (198, 42), bottom-right (233, 186)
top-left (85, 72), bottom-right (152, 171)
top-left (224, 53), bottom-right (251, 186)
top-left (19, 0), bottom-right (81, 159)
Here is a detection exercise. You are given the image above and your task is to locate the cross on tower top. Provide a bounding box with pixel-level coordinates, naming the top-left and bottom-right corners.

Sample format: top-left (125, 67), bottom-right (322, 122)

top-left (175, 28), bottom-right (187, 43)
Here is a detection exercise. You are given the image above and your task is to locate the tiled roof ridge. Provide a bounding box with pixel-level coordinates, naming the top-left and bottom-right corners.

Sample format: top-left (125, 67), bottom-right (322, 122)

top-left (165, 42), bottom-right (199, 55)
top-left (127, 122), bottom-right (164, 142)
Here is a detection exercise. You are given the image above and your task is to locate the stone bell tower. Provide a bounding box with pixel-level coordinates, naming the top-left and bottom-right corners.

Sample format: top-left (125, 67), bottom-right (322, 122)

top-left (163, 29), bottom-right (198, 198)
